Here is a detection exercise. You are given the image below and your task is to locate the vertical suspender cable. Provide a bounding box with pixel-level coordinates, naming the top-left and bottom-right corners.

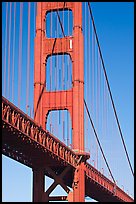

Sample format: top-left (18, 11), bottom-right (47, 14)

top-left (71, 8), bottom-right (72, 147)
top-left (55, 14), bottom-right (57, 136)
top-left (4, 3), bottom-right (8, 98)
top-left (94, 34), bottom-right (97, 169)
top-left (59, 53), bottom-right (61, 124)
top-left (103, 70), bottom-right (105, 173)
top-left (98, 48), bottom-right (101, 170)
top-left (61, 7), bottom-right (63, 142)
top-left (94, 28), bottom-right (97, 169)
top-left (97, 45), bottom-right (99, 169)
top-left (97, 46), bottom-right (100, 170)
top-left (62, 7), bottom-right (65, 143)
top-left (7, 2), bottom-right (12, 100)
top-left (18, 2), bottom-right (23, 108)
top-left (67, 8), bottom-right (70, 147)
top-left (56, 4), bottom-right (58, 92)
top-left (62, 8), bottom-right (64, 90)
top-left (55, 8), bottom-right (57, 139)
top-left (86, 2), bottom-right (88, 154)
top-left (85, 3), bottom-right (90, 153)
top-left (50, 12), bottom-right (53, 133)
top-left (86, 2), bottom-right (89, 155)
top-left (12, 3), bottom-right (16, 103)
top-left (104, 77), bottom-right (107, 145)
top-left (84, 3), bottom-right (86, 150)
top-left (26, 2), bottom-right (31, 115)
top-left (89, 3), bottom-right (92, 156)
top-left (56, 3), bottom-right (59, 139)
top-left (33, 2), bottom-right (36, 118)
top-left (103, 68), bottom-right (105, 171)
top-left (39, 2), bottom-right (42, 123)
top-left (86, 3), bottom-right (89, 154)
top-left (50, 11), bottom-right (52, 132)
top-left (92, 22), bottom-right (95, 161)
top-left (91, 21), bottom-right (93, 158)
top-left (55, 26), bottom-right (57, 91)
top-left (96, 44), bottom-right (98, 169)
top-left (101, 58), bottom-right (104, 172)
top-left (67, 8), bottom-right (70, 146)
top-left (88, 1), bottom-right (90, 118)
top-left (58, 7), bottom-right (61, 125)
top-left (35, 2), bottom-right (41, 121)
top-left (63, 120), bottom-right (65, 143)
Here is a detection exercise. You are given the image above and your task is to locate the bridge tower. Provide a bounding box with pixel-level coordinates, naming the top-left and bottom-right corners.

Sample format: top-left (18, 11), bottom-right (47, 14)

top-left (34, 2), bottom-right (86, 202)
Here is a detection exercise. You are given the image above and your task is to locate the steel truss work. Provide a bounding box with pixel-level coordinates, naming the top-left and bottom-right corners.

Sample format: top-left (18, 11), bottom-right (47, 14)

top-left (2, 97), bottom-right (133, 202)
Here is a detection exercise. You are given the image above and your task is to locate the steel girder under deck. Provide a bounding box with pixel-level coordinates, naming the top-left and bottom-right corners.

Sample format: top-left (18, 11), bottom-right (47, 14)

top-left (2, 97), bottom-right (133, 202)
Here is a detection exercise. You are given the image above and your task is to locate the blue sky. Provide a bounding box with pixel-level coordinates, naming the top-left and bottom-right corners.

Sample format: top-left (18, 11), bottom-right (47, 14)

top-left (90, 2), bottom-right (134, 163)
top-left (2, 2), bottom-right (134, 201)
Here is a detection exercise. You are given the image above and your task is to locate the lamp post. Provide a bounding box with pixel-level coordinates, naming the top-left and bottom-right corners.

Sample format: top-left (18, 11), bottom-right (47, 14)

top-left (92, 160), bottom-right (96, 168)
top-left (121, 185), bottom-right (124, 191)
top-left (26, 105), bottom-right (29, 115)
top-left (109, 174), bottom-right (112, 180)
top-left (101, 167), bottom-right (104, 175)
top-left (26, 105), bottom-right (32, 117)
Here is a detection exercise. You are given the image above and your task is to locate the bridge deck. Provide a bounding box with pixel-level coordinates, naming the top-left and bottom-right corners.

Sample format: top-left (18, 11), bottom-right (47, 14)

top-left (2, 97), bottom-right (133, 202)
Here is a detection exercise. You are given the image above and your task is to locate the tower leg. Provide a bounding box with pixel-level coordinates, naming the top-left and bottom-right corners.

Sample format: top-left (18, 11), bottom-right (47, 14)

top-left (73, 163), bottom-right (85, 202)
top-left (33, 168), bottom-right (48, 202)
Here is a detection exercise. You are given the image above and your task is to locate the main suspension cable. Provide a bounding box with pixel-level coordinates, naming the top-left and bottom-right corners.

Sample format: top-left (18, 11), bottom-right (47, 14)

top-left (87, 2), bottom-right (134, 177)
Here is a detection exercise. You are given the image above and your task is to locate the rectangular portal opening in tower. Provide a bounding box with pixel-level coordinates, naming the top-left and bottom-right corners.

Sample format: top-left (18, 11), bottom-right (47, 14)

top-left (46, 110), bottom-right (72, 148)
top-left (45, 9), bottom-right (73, 38)
top-left (46, 54), bottom-right (72, 91)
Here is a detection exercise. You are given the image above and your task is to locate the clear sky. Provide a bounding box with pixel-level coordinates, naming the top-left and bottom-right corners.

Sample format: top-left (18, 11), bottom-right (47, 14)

top-left (2, 2), bottom-right (134, 202)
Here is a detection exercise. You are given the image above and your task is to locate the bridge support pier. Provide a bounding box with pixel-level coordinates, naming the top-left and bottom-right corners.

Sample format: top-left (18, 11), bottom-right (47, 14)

top-left (67, 163), bottom-right (85, 202)
top-left (33, 166), bottom-right (72, 202)
top-left (73, 162), bottom-right (85, 202)
top-left (33, 168), bottom-right (48, 202)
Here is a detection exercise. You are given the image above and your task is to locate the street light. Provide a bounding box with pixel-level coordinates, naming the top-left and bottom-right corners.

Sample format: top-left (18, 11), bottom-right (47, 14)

top-left (26, 105), bottom-right (31, 117)
top-left (121, 185), bottom-right (124, 191)
top-left (26, 105), bottom-right (29, 115)
top-left (92, 160), bottom-right (96, 168)
top-left (109, 174), bottom-right (112, 180)
top-left (101, 167), bottom-right (104, 175)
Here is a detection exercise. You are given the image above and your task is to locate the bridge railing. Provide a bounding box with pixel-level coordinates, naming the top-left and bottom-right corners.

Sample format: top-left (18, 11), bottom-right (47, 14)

top-left (85, 162), bottom-right (133, 202)
top-left (2, 96), bottom-right (81, 168)
top-left (86, 162), bottom-right (114, 192)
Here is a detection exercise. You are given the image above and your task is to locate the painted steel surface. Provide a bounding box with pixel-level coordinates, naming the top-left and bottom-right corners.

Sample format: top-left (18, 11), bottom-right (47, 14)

top-left (2, 97), bottom-right (133, 202)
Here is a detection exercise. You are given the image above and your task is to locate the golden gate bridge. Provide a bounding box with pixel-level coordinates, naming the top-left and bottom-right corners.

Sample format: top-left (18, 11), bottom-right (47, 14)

top-left (2, 2), bottom-right (134, 202)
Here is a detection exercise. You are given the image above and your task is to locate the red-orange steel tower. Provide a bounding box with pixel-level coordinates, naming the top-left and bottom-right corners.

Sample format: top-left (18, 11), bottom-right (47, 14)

top-left (34, 2), bottom-right (86, 201)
